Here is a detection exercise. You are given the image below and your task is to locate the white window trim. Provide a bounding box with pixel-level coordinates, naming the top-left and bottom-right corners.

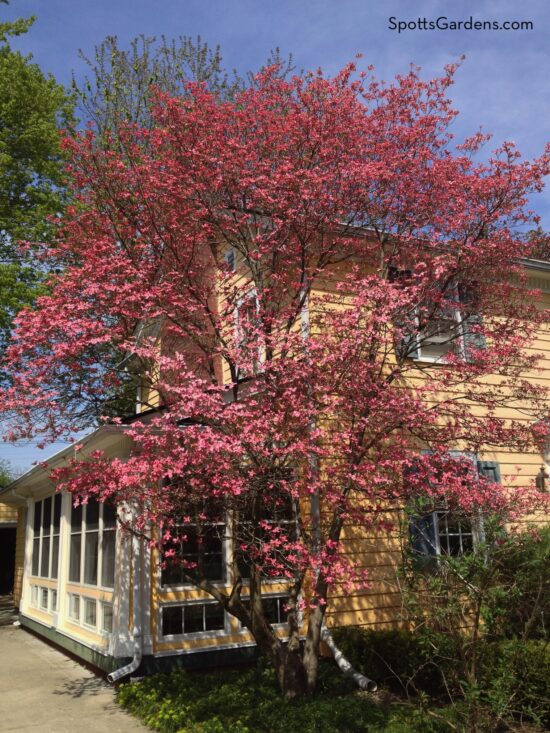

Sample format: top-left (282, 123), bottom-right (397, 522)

top-left (159, 599), bottom-right (229, 642)
top-left (236, 592), bottom-right (290, 633)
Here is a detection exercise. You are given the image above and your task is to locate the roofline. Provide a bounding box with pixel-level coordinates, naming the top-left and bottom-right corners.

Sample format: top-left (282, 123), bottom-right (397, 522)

top-left (521, 258), bottom-right (550, 273)
top-left (0, 424), bottom-right (124, 498)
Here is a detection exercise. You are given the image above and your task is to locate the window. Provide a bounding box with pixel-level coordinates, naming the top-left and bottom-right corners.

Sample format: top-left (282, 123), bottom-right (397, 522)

top-left (31, 494), bottom-right (62, 579)
top-left (235, 292), bottom-right (262, 377)
top-left (68, 594), bottom-right (80, 622)
top-left (235, 484), bottom-right (296, 581)
top-left (69, 499), bottom-right (117, 588)
top-left (40, 588), bottom-right (49, 610)
top-left (161, 602), bottom-right (225, 637)
top-left (83, 597), bottom-right (97, 628)
top-left (392, 271), bottom-right (485, 362)
top-left (409, 459), bottom-right (500, 560)
top-left (101, 602), bottom-right (113, 633)
top-left (242, 594), bottom-right (289, 626)
top-left (162, 502), bottom-right (225, 586)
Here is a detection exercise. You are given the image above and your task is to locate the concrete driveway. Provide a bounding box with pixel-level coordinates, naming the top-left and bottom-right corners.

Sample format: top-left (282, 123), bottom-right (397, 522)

top-left (0, 624), bottom-right (148, 732)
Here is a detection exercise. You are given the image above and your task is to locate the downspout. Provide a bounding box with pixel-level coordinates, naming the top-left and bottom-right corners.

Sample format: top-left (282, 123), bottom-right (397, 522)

top-left (107, 531), bottom-right (142, 683)
top-left (320, 624), bottom-right (377, 692)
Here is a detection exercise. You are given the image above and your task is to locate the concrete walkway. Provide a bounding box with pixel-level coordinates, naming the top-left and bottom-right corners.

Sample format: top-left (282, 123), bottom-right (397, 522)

top-left (0, 625), bottom-right (148, 732)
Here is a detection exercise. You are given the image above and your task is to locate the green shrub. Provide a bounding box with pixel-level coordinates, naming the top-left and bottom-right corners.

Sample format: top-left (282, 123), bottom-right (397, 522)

top-left (332, 626), bottom-right (459, 698)
top-left (117, 661), bottom-right (450, 733)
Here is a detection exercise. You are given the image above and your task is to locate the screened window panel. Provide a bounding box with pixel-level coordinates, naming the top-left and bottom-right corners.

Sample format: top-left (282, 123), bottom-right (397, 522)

top-left (101, 529), bottom-right (116, 588)
top-left (69, 533), bottom-right (82, 583)
top-left (42, 497), bottom-right (51, 532)
top-left (50, 535), bottom-right (60, 580)
top-left (52, 494), bottom-right (62, 531)
top-left (31, 537), bottom-right (40, 576)
top-left (33, 501), bottom-right (41, 534)
top-left (84, 532), bottom-right (99, 585)
top-left (40, 537), bottom-right (50, 577)
top-left (85, 501), bottom-right (99, 531)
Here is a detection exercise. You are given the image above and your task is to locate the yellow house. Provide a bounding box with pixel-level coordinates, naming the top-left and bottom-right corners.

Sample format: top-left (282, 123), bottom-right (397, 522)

top-left (1, 256), bottom-right (549, 675)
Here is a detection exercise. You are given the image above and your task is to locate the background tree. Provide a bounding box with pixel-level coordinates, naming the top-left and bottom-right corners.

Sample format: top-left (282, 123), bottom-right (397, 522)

top-left (75, 33), bottom-right (294, 139)
top-left (0, 3), bottom-right (73, 360)
top-left (2, 62), bottom-right (550, 698)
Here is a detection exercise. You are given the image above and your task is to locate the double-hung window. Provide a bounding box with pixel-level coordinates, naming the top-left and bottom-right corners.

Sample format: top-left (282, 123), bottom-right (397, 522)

top-left (235, 483), bottom-right (297, 581)
top-left (392, 270), bottom-right (485, 362)
top-left (161, 501), bottom-right (225, 586)
top-left (409, 457), bottom-right (500, 560)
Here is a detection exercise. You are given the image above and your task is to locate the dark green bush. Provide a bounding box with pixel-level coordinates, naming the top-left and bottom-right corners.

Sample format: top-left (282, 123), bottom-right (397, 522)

top-left (332, 626), bottom-right (550, 730)
top-left (331, 626), bottom-right (459, 698)
top-left (479, 639), bottom-right (550, 729)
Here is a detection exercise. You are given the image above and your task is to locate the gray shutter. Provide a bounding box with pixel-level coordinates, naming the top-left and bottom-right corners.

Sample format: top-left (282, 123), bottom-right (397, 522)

top-left (477, 461), bottom-right (501, 483)
top-left (459, 284), bottom-right (486, 356)
top-left (410, 514), bottom-right (438, 557)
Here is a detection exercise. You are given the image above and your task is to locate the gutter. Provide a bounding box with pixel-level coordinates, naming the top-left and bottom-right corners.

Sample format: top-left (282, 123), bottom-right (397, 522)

top-left (107, 531), bottom-right (143, 683)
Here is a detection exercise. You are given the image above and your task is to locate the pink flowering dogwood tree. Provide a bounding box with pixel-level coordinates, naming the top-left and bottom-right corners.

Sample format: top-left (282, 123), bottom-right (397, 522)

top-left (3, 63), bottom-right (550, 697)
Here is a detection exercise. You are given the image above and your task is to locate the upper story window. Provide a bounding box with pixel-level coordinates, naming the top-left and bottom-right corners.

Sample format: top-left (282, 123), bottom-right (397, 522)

top-left (31, 494), bottom-right (61, 580)
top-left (69, 499), bottom-right (117, 589)
top-left (391, 270), bottom-right (485, 362)
top-left (235, 292), bottom-right (263, 377)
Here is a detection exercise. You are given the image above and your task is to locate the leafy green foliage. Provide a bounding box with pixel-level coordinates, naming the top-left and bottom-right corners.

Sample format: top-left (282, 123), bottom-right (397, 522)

top-left (0, 458), bottom-right (14, 487)
top-left (0, 8), bottom-right (73, 356)
top-left (117, 662), bottom-right (449, 733)
top-left (332, 526), bottom-right (550, 730)
top-left (74, 34), bottom-right (295, 140)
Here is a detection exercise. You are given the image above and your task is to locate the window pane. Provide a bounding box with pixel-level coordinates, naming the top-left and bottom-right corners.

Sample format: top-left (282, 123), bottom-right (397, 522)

top-left (52, 494), bottom-right (62, 532)
top-left (84, 531), bottom-right (98, 585)
top-left (51, 590), bottom-right (57, 612)
top-left (50, 535), bottom-right (59, 579)
top-left (69, 533), bottom-right (82, 583)
top-left (183, 604), bottom-right (204, 634)
top-left (42, 497), bottom-right (52, 534)
top-left (103, 503), bottom-right (117, 528)
top-left (40, 588), bottom-right (48, 610)
top-left (101, 529), bottom-right (116, 588)
top-left (71, 503), bottom-right (83, 530)
top-left (102, 603), bottom-right (113, 633)
top-left (32, 538), bottom-right (40, 576)
top-left (84, 598), bottom-right (96, 627)
top-left (204, 604), bottom-right (225, 631)
top-left (162, 606), bottom-right (183, 636)
top-left (40, 537), bottom-right (50, 577)
top-left (161, 561), bottom-right (184, 586)
top-left (85, 501), bottom-right (99, 531)
top-left (262, 596), bottom-right (279, 624)
top-left (69, 594), bottom-right (80, 620)
top-left (33, 501), bottom-right (42, 534)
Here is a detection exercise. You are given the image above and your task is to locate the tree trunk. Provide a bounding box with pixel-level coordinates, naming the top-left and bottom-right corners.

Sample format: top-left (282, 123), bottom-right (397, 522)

top-left (275, 646), bottom-right (309, 699)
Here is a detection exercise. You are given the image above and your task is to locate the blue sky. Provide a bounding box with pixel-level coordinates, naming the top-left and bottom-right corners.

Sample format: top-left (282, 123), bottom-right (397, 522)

top-left (2, 0), bottom-right (550, 473)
